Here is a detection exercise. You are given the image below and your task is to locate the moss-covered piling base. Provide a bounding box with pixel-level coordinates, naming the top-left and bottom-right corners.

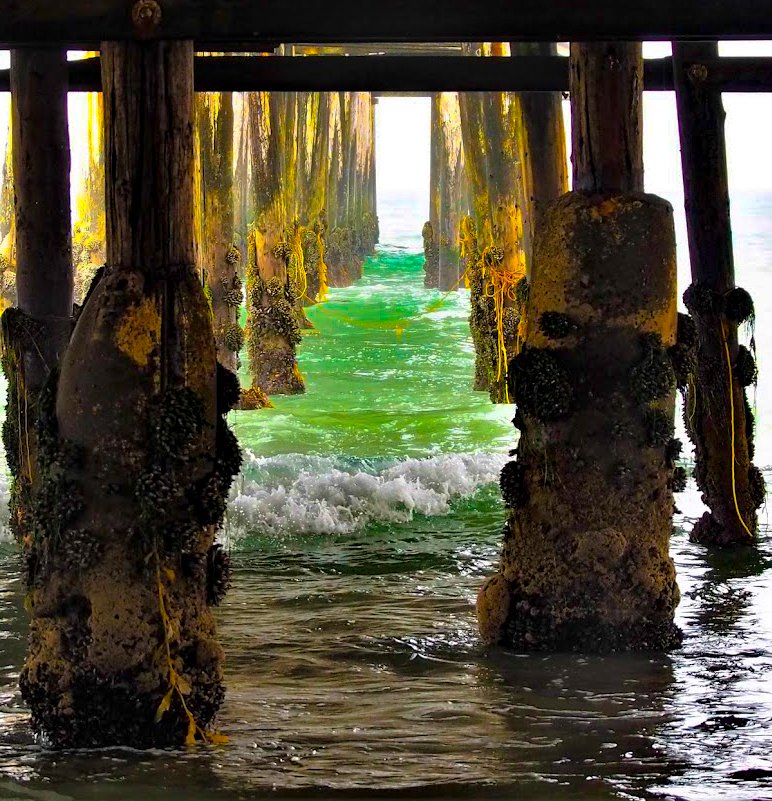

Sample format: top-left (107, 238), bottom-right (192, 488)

top-left (325, 214), bottom-right (378, 288)
top-left (479, 192), bottom-right (682, 652)
top-left (245, 227), bottom-right (305, 397)
top-left (18, 262), bottom-right (238, 748)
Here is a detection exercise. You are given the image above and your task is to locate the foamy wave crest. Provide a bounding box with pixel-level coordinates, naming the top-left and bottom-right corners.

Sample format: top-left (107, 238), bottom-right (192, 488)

top-left (225, 451), bottom-right (506, 540)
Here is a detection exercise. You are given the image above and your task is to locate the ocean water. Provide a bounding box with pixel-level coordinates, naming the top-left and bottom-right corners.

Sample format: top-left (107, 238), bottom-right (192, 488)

top-left (0, 189), bottom-right (772, 801)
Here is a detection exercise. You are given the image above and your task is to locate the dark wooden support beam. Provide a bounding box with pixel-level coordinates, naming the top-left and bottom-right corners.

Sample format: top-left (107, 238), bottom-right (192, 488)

top-left (674, 41), bottom-right (761, 545)
top-left (10, 48), bottom-right (73, 387)
top-left (2, 55), bottom-right (772, 93)
top-left (3, 0), bottom-right (772, 46)
top-left (570, 42), bottom-right (644, 193)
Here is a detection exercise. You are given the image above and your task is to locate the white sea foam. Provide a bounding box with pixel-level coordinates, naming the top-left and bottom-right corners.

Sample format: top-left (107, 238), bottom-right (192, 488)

top-left (224, 450), bottom-right (506, 541)
top-left (0, 451), bottom-right (506, 545)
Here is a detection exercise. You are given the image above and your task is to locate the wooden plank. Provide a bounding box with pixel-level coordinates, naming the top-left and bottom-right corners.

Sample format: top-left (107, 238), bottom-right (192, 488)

top-left (2, 0), bottom-right (772, 46)
top-left (1, 55), bottom-right (772, 93)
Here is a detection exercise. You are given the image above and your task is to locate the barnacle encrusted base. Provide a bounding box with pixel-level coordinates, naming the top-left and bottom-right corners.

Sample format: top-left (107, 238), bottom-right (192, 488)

top-left (478, 192), bottom-right (682, 652)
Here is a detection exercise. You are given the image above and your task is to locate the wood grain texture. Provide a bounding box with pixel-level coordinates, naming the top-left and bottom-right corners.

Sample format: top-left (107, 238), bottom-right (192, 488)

top-left (102, 40), bottom-right (195, 270)
top-left (570, 42), bottom-right (643, 194)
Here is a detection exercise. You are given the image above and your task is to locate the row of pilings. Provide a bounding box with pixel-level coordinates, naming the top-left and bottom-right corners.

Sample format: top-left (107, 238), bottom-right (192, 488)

top-left (0, 81), bottom-right (379, 398)
top-left (428, 43), bottom-right (763, 553)
top-left (0, 37), bottom-right (765, 749)
top-left (0, 51), bottom-right (379, 745)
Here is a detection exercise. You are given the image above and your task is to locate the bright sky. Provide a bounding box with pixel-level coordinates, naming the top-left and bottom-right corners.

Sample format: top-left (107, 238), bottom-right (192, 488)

top-left (1, 43), bottom-right (772, 199)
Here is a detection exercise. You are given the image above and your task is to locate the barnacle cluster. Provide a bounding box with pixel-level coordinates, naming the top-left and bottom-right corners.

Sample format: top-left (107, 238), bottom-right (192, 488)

top-left (326, 226), bottom-right (355, 271)
top-left (216, 362), bottom-right (241, 416)
top-left (56, 528), bottom-right (103, 572)
top-left (150, 388), bottom-right (204, 461)
top-left (724, 287), bottom-right (754, 324)
top-left (669, 313), bottom-right (698, 390)
top-left (515, 277), bottom-right (529, 307)
top-left (499, 460), bottom-right (528, 508)
top-left (221, 275), bottom-right (243, 309)
top-left (539, 311), bottom-right (574, 340)
top-left (630, 333), bottom-right (675, 403)
top-left (214, 416), bottom-right (243, 484)
top-left (422, 221), bottom-right (439, 282)
top-left (206, 543), bottom-right (232, 606)
top-left (510, 347), bottom-right (573, 422)
top-left (0, 346), bottom-right (86, 586)
top-left (225, 244), bottom-right (241, 265)
top-left (734, 345), bottom-right (757, 388)
top-left (644, 407), bottom-right (674, 448)
top-left (134, 387), bottom-right (206, 546)
top-left (224, 323), bottom-right (245, 353)
top-left (683, 283), bottom-right (720, 317)
top-left (748, 465), bottom-right (766, 510)
top-left (744, 395), bottom-right (756, 461)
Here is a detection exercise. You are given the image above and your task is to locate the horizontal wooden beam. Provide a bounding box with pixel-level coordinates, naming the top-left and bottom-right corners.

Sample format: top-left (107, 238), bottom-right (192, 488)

top-left (2, 55), bottom-right (772, 94)
top-left (2, 1), bottom-right (772, 46)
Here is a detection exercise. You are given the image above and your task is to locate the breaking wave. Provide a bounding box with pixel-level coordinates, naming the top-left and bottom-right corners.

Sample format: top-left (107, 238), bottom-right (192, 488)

top-left (224, 450), bottom-right (507, 541)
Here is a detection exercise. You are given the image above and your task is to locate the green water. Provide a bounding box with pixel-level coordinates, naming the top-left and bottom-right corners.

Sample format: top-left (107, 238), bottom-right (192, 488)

top-left (224, 245), bottom-right (513, 542)
top-left (234, 247), bottom-right (512, 460)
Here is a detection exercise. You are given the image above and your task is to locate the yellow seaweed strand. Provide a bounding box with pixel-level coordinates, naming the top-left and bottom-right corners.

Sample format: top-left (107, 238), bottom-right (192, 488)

top-left (316, 231), bottom-right (329, 301)
top-left (154, 554), bottom-right (229, 746)
top-left (720, 321), bottom-right (754, 541)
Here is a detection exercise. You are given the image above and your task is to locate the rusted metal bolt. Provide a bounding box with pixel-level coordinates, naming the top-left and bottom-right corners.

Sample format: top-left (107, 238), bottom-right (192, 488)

top-left (688, 63), bottom-right (708, 84)
top-left (131, 0), bottom-right (162, 32)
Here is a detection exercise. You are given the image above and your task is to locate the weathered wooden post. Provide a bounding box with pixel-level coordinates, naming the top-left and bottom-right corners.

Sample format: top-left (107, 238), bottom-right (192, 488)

top-left (197, 91), bottom-right (241, 373)
top-left (477, 42), bottom-right (682, 651)
top-left (3, 46), bottom-right (73, 560)
top-left (245, 91), bottom-right (305, 396)
top-left (673, 41), bottom-right (763, 545)
top-left (20, 40), bottom-right (237, 748)
top-left (518, 42), bottom-right (568, 277)
top-left (426, 93), bottom-right (467, 291)
top-left (459, 43), bottom-right (529, 403)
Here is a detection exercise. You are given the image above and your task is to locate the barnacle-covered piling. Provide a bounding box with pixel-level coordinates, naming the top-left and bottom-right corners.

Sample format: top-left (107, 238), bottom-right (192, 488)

top-left (459, 44), bottom-right (529, 402)
top-left (478, 42), bottom-right (681, 652)
top-left (426, 92), bottom-right (467, 290)
top-left (21, 42), bottom-right (235, 748)
top-left (674, 41), bottom-right (762, 545)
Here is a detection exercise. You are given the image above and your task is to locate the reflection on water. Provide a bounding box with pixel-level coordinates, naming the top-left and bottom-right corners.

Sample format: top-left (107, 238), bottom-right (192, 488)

top-left (1, 194), bottom-right (772, 800)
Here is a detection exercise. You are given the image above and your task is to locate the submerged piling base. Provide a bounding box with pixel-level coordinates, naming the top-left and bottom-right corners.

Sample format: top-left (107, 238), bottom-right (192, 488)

top-left (479, 192), bottom-right (682, 652)
top-left (21, 264), bottom-right (233, 747)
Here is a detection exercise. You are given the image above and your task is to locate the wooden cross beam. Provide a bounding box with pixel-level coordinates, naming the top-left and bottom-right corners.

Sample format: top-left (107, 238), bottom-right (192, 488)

top-left (2, 55), bottom-right (772, 93)
top-left (1, 0), bottom-right (772, 47)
